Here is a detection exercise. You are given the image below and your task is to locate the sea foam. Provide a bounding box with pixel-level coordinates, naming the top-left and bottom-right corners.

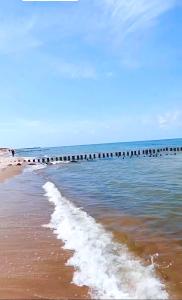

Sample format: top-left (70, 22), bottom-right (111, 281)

top-left (43, 181), bottom-right (168, 300)
top-left (24, 164), bottom-right (46, 172)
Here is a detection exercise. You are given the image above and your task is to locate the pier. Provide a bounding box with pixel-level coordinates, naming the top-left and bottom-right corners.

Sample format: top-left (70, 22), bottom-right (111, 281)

top-left (24, 146), bottom-right (182, 164)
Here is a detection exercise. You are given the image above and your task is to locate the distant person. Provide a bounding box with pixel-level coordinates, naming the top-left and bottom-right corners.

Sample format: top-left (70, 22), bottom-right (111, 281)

top-left (11, 149), bottom-right (15, 157)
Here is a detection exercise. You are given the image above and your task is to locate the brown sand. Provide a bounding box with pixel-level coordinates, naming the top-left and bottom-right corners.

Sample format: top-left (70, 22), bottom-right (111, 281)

top-left (0, 227), bottom-right (89, 299)
top-left (0, 166), bottom-right (23, 183)
top-left (0, 176), bottom-right (89, 300)
top-left (0, 165), bottom-right (181, 299)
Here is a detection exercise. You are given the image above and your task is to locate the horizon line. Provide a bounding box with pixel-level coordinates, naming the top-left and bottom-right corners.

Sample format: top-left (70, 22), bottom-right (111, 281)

top-left (14, 137), bottom-right (182, 150)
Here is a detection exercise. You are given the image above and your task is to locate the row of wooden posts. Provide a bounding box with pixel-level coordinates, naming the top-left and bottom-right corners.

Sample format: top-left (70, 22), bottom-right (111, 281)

top-left (25, 146), bottom-right (182, 164)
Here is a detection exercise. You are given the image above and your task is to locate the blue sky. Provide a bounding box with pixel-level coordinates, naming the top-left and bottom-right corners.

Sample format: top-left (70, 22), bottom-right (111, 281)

top-left (0, 0), bottom-right (181, 148)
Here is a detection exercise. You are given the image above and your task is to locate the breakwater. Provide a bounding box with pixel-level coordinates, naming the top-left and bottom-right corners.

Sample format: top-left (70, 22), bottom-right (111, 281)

top-left (23, 146), bottom-right (182, 164)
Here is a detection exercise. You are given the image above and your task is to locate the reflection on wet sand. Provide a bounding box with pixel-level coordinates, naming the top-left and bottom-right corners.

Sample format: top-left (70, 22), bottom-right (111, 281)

top-left (0, 178), bottom-right (89, 300)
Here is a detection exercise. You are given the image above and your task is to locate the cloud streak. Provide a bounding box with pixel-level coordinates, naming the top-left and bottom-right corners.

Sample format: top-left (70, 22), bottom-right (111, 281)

top-left (100, 0), bottom-right (176, 35)
top-left (0, 0), bottom-right (177, 54)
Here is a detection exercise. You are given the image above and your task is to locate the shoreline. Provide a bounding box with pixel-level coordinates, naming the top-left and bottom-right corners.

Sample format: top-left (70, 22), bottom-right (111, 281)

top-left (0, 171), bottom-right (89, 300)
top-left (0, 165), bottom-right (23, 183)
top-left (0, 150), bottom-right (25, 182)
top-left (0, 150), bottom-right (181, 299)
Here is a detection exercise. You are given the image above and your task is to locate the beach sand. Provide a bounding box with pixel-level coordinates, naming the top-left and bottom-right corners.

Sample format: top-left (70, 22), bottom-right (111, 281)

top-left (0, 171), bottom-right (89, 300)
top-left (0, 166), bottom-right (23, 183)
top-left (0, 149), bottom-right (25, 182)
top-left (0, 151), bottom-right (181, 299)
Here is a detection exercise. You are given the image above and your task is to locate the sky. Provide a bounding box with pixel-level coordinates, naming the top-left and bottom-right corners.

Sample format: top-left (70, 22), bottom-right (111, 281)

top-left (0, 0), bottom-right (182, 148)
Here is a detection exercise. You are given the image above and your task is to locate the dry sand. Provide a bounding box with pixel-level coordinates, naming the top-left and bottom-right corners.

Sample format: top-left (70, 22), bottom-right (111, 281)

top-left (0, 149), bottom-right (26, 182)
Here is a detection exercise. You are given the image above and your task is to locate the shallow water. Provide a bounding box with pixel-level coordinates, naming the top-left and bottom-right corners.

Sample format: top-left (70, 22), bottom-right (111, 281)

top-left (3, 138), bottom-right (182, 298)
top-left (41, 152), bottom-right (182, 298)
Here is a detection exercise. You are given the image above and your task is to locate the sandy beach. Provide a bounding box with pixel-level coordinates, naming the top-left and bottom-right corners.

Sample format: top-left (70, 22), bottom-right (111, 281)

top-left (0, 149), bottom-right (24, 183)
top-left (0, 146), bottom-right (181, 299)
top-left (0, 158), bottom-right (89, 299)
top-left (0, 166), bottom-right (23, 183)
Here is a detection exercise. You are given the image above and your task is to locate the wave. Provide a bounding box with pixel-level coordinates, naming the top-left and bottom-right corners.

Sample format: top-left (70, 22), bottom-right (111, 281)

top-left (51, 161), bottom-right (70, 165)
top-left (43, 181), bottom-right (168, 300)
top-left (24, 164), bottom-right (46, 172)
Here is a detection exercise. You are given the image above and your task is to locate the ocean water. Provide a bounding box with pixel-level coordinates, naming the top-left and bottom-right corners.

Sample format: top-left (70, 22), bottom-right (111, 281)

top-left (16, 138), bottom-right (182, 158)
top-left (16, 138), bottom-right (182, 299)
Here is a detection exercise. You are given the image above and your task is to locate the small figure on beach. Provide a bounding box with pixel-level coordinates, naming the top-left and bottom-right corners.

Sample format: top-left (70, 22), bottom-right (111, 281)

top-left (11, 149), bottom-right (15, 157)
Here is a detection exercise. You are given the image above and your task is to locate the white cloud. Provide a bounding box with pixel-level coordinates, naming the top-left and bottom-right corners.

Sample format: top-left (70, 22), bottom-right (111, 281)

top-left (0, 0), bottom-right (176, 55)
top-left (0, 0), bottom-right (178, 78)
top-left (100, 0), bottom-right (175, 35)
top-left (157, 111), bottom-right (182, 128)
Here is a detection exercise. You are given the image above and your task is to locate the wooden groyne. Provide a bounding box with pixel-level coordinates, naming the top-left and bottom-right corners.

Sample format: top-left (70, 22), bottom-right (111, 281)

top-left (23, 146), bottom-right (182, 164)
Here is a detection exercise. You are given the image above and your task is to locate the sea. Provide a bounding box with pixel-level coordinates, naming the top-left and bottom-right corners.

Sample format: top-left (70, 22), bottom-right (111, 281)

top-left (14, 138), bottom-right (182, 299)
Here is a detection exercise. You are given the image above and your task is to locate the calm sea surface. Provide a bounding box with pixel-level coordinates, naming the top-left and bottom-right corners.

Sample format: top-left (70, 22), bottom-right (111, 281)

top-left (15, 138), bottom-right (182, 298)
top-left (16, 138), bottom-right (182, 157)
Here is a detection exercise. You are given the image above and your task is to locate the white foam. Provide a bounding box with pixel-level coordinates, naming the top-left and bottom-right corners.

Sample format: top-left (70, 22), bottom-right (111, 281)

top-left (51, 161), bottom-right (70, 165)
top-left (43, 181), bottom-right (168, 300)
top-left (24, 164), bottom-right (46, 172)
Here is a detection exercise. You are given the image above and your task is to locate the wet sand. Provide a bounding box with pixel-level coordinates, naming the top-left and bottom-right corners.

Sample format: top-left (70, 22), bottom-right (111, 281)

top-left (0, 175), bottom-right (89, 299)
top-left (0, 166), bottom-right (181, 299)
top-left (0, 166), bottom-right (23, 183)
top-left (99, 215), bottom-right (182, 299)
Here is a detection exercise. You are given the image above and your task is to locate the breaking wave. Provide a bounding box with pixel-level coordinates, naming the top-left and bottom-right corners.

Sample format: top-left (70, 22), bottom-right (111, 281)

top-left (43, 181), bottom-right (168, 300)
